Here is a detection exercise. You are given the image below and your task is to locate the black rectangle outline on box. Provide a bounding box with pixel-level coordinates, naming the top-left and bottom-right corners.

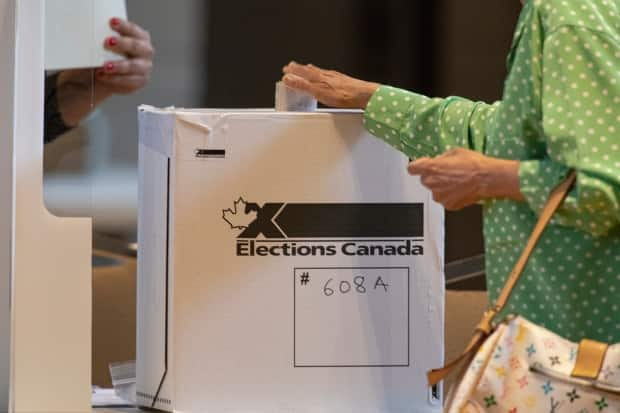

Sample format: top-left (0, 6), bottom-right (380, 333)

top-left (293, 266), bottom-right (410, 368)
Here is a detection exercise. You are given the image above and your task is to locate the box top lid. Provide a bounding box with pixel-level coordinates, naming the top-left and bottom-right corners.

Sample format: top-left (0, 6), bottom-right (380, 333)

top-left (137, 105), bottom-right (366, 158)
top-left (138, 105), bottom-right (363, 117)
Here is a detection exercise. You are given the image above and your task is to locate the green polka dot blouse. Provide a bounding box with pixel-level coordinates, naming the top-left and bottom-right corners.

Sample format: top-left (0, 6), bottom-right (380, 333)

top-left (363, 0), bottom-right (620, 343)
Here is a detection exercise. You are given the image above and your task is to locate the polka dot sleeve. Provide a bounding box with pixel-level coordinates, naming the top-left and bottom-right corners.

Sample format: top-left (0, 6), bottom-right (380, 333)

top-left (519, 26), bottom-right (620, 236)
top-left (363, 85), bottom-right (500, 159)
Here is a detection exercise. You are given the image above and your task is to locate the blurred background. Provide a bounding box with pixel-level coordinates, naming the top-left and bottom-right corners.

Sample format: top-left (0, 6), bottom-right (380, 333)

top-left (43, 0), bottom-right (522, 387)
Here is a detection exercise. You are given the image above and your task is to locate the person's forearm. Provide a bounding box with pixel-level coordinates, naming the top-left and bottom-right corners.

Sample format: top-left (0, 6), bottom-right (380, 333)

top-left (352, 81), bottom-right (380, 109)
top-left (55, 74), bottom-right (111, 127)
top-left (479, 158), bottom-right (524, 202)
top-left (363, 85), bottom-right (500, 162)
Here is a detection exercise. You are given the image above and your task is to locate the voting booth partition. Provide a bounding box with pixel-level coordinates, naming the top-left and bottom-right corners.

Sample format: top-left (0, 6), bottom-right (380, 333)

top-left (137, 107), bottom-right (446, 412)
top-left (0, 1), bottom-right (93, 412)
top-left (0, 0), bottom-right (126, 412)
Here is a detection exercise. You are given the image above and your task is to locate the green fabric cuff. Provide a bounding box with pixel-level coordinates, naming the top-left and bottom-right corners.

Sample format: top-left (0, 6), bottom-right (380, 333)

top-left (519, 159), bottom-right (570, 215)
top-left (363, 85), bottom-right (434, 158)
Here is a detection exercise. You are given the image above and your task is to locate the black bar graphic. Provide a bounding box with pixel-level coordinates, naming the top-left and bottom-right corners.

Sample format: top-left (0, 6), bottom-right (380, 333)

top-left (195, 148), bottom-right (225, 158)
top-left (274, 203), bottom-right (423, 238)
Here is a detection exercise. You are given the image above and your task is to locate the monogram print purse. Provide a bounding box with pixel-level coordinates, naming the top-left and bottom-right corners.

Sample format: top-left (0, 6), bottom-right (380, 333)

top-left (428, 171), bottom-right (620, 412)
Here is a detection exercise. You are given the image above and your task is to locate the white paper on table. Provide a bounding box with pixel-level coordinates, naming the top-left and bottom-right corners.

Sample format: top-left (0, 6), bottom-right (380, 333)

top-left (91, 387), bottom-right (134, 408)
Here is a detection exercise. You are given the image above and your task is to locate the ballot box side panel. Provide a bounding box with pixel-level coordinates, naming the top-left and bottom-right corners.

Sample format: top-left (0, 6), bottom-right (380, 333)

top-left (136, 121), bottom-right (175, 411)
top-left (137, 108), bottom-right (176, 157)
top-left (427, 188), bottom-right (446, 365)
top-left (168, 113), bottom-right (443, 412)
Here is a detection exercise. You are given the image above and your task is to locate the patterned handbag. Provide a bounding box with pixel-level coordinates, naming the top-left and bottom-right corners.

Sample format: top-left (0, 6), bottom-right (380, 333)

top-left (428, 171), bottom-right (620, 412)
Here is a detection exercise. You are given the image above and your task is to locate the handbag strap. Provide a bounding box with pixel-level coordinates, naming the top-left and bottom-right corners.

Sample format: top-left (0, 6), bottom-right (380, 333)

top-left (427, 170), bottom-right (577, 386)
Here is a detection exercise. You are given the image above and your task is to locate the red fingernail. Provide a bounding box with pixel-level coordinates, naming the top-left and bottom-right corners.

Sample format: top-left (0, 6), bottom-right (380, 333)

top-left (105, 62), bottom-right (115, 72)
top-left (110, 18), bottom-right (120, 27)
top-left (107, 37), bottom-right (118, 47)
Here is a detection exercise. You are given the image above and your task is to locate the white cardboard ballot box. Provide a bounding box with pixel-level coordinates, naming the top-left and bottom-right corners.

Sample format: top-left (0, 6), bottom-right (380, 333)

top-left (137, 106), bottom-right (445, 412)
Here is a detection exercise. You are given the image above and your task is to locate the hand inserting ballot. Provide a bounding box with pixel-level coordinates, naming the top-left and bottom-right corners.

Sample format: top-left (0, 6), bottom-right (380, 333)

top-left (282, 61), bottom-right (379, 109)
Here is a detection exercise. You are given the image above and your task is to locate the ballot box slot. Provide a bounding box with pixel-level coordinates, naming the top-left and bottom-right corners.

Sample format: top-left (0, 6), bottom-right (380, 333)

top-left (194, 148), bottom-right (226, 159)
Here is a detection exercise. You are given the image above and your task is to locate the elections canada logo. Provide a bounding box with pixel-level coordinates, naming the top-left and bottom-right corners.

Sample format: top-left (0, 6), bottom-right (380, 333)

top-left (222, 197), bottom-right (425, 257)
top-left (222, 197), bottom-right (259, 231)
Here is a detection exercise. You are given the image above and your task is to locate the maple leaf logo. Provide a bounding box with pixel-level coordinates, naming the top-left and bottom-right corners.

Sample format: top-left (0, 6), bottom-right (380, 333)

top-left (222, 197), bottom-right (258, 230)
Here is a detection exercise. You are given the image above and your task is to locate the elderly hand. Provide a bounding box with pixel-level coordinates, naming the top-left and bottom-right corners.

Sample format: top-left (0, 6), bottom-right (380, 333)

top-left (408, 148), bottom-right (524, 210)
top-left (282, 61), bottom-right (379, 109)
top-left (56, 18), bottom-right (154, 126)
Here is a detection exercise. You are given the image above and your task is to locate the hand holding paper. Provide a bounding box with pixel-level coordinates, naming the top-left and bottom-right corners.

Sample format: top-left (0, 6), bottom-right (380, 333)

top-left (408, 148), bottom-right (523, 210)
top-left (97, 18), bottom-right (154, 95)
top-left (56, 18), bottom-right (154, 127)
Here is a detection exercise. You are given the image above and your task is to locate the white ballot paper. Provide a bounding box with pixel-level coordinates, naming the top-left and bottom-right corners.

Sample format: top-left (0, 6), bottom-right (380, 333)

top-left (275, 81), bottom-right (318, 112)
top-left (45, 0), bottom-right (127, 70)
top-left (137, 106), bottom-right (445, 412)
